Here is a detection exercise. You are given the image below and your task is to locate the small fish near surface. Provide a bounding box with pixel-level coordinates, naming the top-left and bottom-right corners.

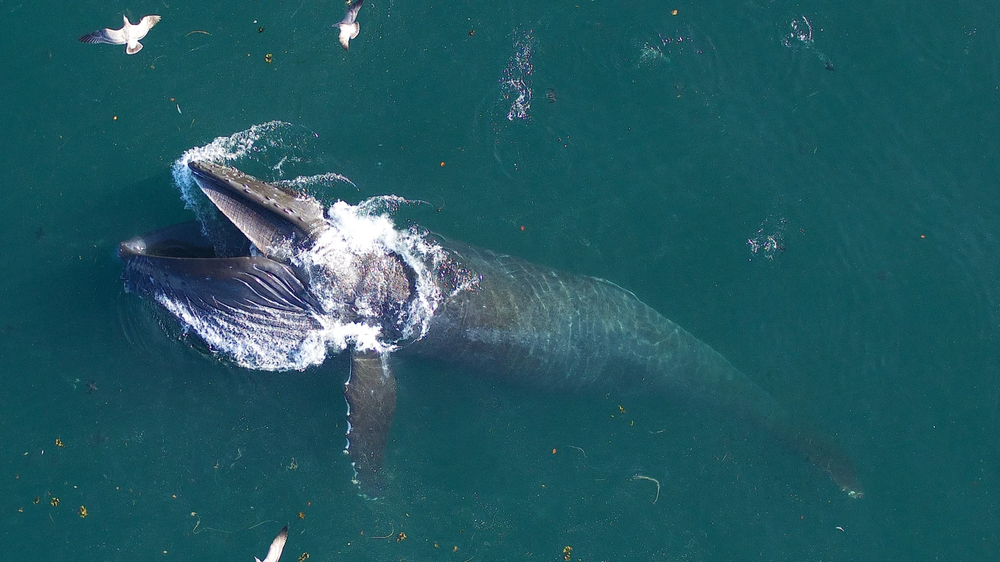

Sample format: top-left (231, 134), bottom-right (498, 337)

top-left (79, 15), bottom-right (161, 55)
top-left (118, 161), bottom-right (864, 500)
top-left (336, 0), bottom-right (364, 50)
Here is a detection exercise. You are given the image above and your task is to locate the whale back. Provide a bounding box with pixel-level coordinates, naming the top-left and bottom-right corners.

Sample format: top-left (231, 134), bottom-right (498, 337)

top-left (407, 242), bottom-right (766, 400)
top-left (404, 242), bottom-right (862, 497)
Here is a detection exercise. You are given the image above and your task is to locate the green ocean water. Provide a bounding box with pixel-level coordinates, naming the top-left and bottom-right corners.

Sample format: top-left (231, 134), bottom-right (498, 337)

top-left (2, 1), bottom-right (998, 560)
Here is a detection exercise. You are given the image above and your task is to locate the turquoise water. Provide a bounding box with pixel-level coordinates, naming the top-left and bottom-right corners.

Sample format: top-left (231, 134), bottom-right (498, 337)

top-left (2, 1), bottom-right (998, 560)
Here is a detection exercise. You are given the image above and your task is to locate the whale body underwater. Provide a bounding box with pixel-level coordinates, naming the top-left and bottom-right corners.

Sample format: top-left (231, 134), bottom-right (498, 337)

top-left (119, 160), bottom-right (863, 498)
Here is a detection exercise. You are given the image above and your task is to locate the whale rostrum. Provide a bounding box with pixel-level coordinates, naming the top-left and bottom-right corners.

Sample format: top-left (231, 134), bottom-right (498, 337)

top-left (119, 161), bottom-right (863, 499)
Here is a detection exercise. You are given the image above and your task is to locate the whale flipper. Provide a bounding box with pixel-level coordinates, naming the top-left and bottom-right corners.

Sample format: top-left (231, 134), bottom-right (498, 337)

top-left (345, 351), bottom-right (397, 496)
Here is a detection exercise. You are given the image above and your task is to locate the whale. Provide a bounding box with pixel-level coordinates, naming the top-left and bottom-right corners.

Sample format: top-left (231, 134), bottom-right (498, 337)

top-left (118, 160), bottom-right (863, 499)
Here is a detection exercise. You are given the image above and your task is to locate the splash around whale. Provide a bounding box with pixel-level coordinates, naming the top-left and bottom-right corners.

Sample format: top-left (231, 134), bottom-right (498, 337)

top-left (118, 124), bottom-right (863, 499)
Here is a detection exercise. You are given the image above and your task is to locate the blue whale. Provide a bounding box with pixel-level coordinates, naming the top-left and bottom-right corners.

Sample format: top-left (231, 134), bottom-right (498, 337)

top-left (119, 161), bottom-right (863, 498)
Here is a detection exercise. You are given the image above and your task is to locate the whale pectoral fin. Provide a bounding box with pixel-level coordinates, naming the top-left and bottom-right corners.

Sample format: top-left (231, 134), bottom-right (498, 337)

top-left (345, 350), bottom-right (397, 497)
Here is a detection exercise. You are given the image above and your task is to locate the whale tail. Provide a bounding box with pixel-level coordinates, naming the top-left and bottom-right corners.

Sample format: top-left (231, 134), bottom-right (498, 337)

top-left (674, 358), bottom-right (864, 498)
top-left (707, 382), bottom-right (863, 498)
top-left (772, 418), bottom-right (863, 498)
top-left (407, 244), bottom-right (864, 498)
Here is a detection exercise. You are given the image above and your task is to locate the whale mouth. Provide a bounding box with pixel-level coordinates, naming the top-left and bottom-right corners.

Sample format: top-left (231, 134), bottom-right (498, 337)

top-left (118, 219), bottom-right (319, 314)
top-left (118, 160), bottom-right (436, 371)
top-left (118, 161), bottom-right (332, 316)
top-left (118, 221), bottom-right (219, 260)
top-left (117, 162), bottom-right (334, 370)
top-left (117, 161), bottom-right (326, 316)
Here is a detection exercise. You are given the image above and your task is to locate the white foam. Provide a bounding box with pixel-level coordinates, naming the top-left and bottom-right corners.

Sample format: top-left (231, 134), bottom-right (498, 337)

top-left (298, 199), bottom-right (458, 355)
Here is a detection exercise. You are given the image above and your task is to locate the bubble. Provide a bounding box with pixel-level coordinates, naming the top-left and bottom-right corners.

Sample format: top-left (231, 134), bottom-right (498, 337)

top-left (782, 16), bottom-right (814, 49)
top-left (781, 15), bottom-right (834, 69)
top-left (747, 217), bottom-right (787, 261)
top-left (500, 28), bottom-right (534, 123)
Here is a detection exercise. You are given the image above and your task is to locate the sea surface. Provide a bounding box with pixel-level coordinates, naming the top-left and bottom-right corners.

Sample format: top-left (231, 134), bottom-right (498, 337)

top-left (1, 1), bottom-right (998, 560)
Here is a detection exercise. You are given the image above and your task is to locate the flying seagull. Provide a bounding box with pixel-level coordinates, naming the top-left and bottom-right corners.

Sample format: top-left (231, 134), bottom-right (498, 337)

top-left (255, 526), bottom-right (288, 562)
top-left (79, 15), bottom-right (161, 55)
top-left (336, 0), bottom-right (364, 51)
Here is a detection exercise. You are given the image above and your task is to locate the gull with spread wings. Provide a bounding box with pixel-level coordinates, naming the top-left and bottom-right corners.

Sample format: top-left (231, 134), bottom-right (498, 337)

top-left (79, 15), bottom-right (161, 55)
top-left (336, 0), bottom-right (364, 50)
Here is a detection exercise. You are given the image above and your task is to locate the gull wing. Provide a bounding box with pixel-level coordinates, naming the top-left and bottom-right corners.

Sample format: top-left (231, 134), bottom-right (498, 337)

top-left (339, 0), bottom-right (364, 25)
top-left (136, 15), bottom-right (161, 38)
top-left (255, 526), bottom-right (288, 562)
top-left (337, 0), bottom-right (364, 50)
top-left (79, 26), bottom-right (127, 45)
top-left (338, 23), bottom-right (359, 50)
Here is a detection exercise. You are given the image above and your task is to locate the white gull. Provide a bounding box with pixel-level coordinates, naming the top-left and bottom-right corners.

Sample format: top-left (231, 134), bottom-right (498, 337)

top-left (336, 0), bottom-right (364, 51)
top-left (79, 15), bottom-right (161, 55)
top-left (255, 526), bottom-right (288, 562)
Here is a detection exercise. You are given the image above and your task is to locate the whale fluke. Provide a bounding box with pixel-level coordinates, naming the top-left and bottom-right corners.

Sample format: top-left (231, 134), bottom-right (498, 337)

top-left (79, 15), bottom-right (161, 55)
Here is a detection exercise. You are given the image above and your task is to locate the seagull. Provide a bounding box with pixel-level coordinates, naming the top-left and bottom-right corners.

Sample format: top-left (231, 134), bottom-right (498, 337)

top-left (255, 526), bottom-right (288, 562)
top-left (79, 15), bottom-right (161, 55)
top-left (336, 0), bottom-right (364, 51)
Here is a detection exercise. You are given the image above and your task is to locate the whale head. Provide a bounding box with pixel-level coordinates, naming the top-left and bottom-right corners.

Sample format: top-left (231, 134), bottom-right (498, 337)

top-left (118, 161), bottom-right (417, 370)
